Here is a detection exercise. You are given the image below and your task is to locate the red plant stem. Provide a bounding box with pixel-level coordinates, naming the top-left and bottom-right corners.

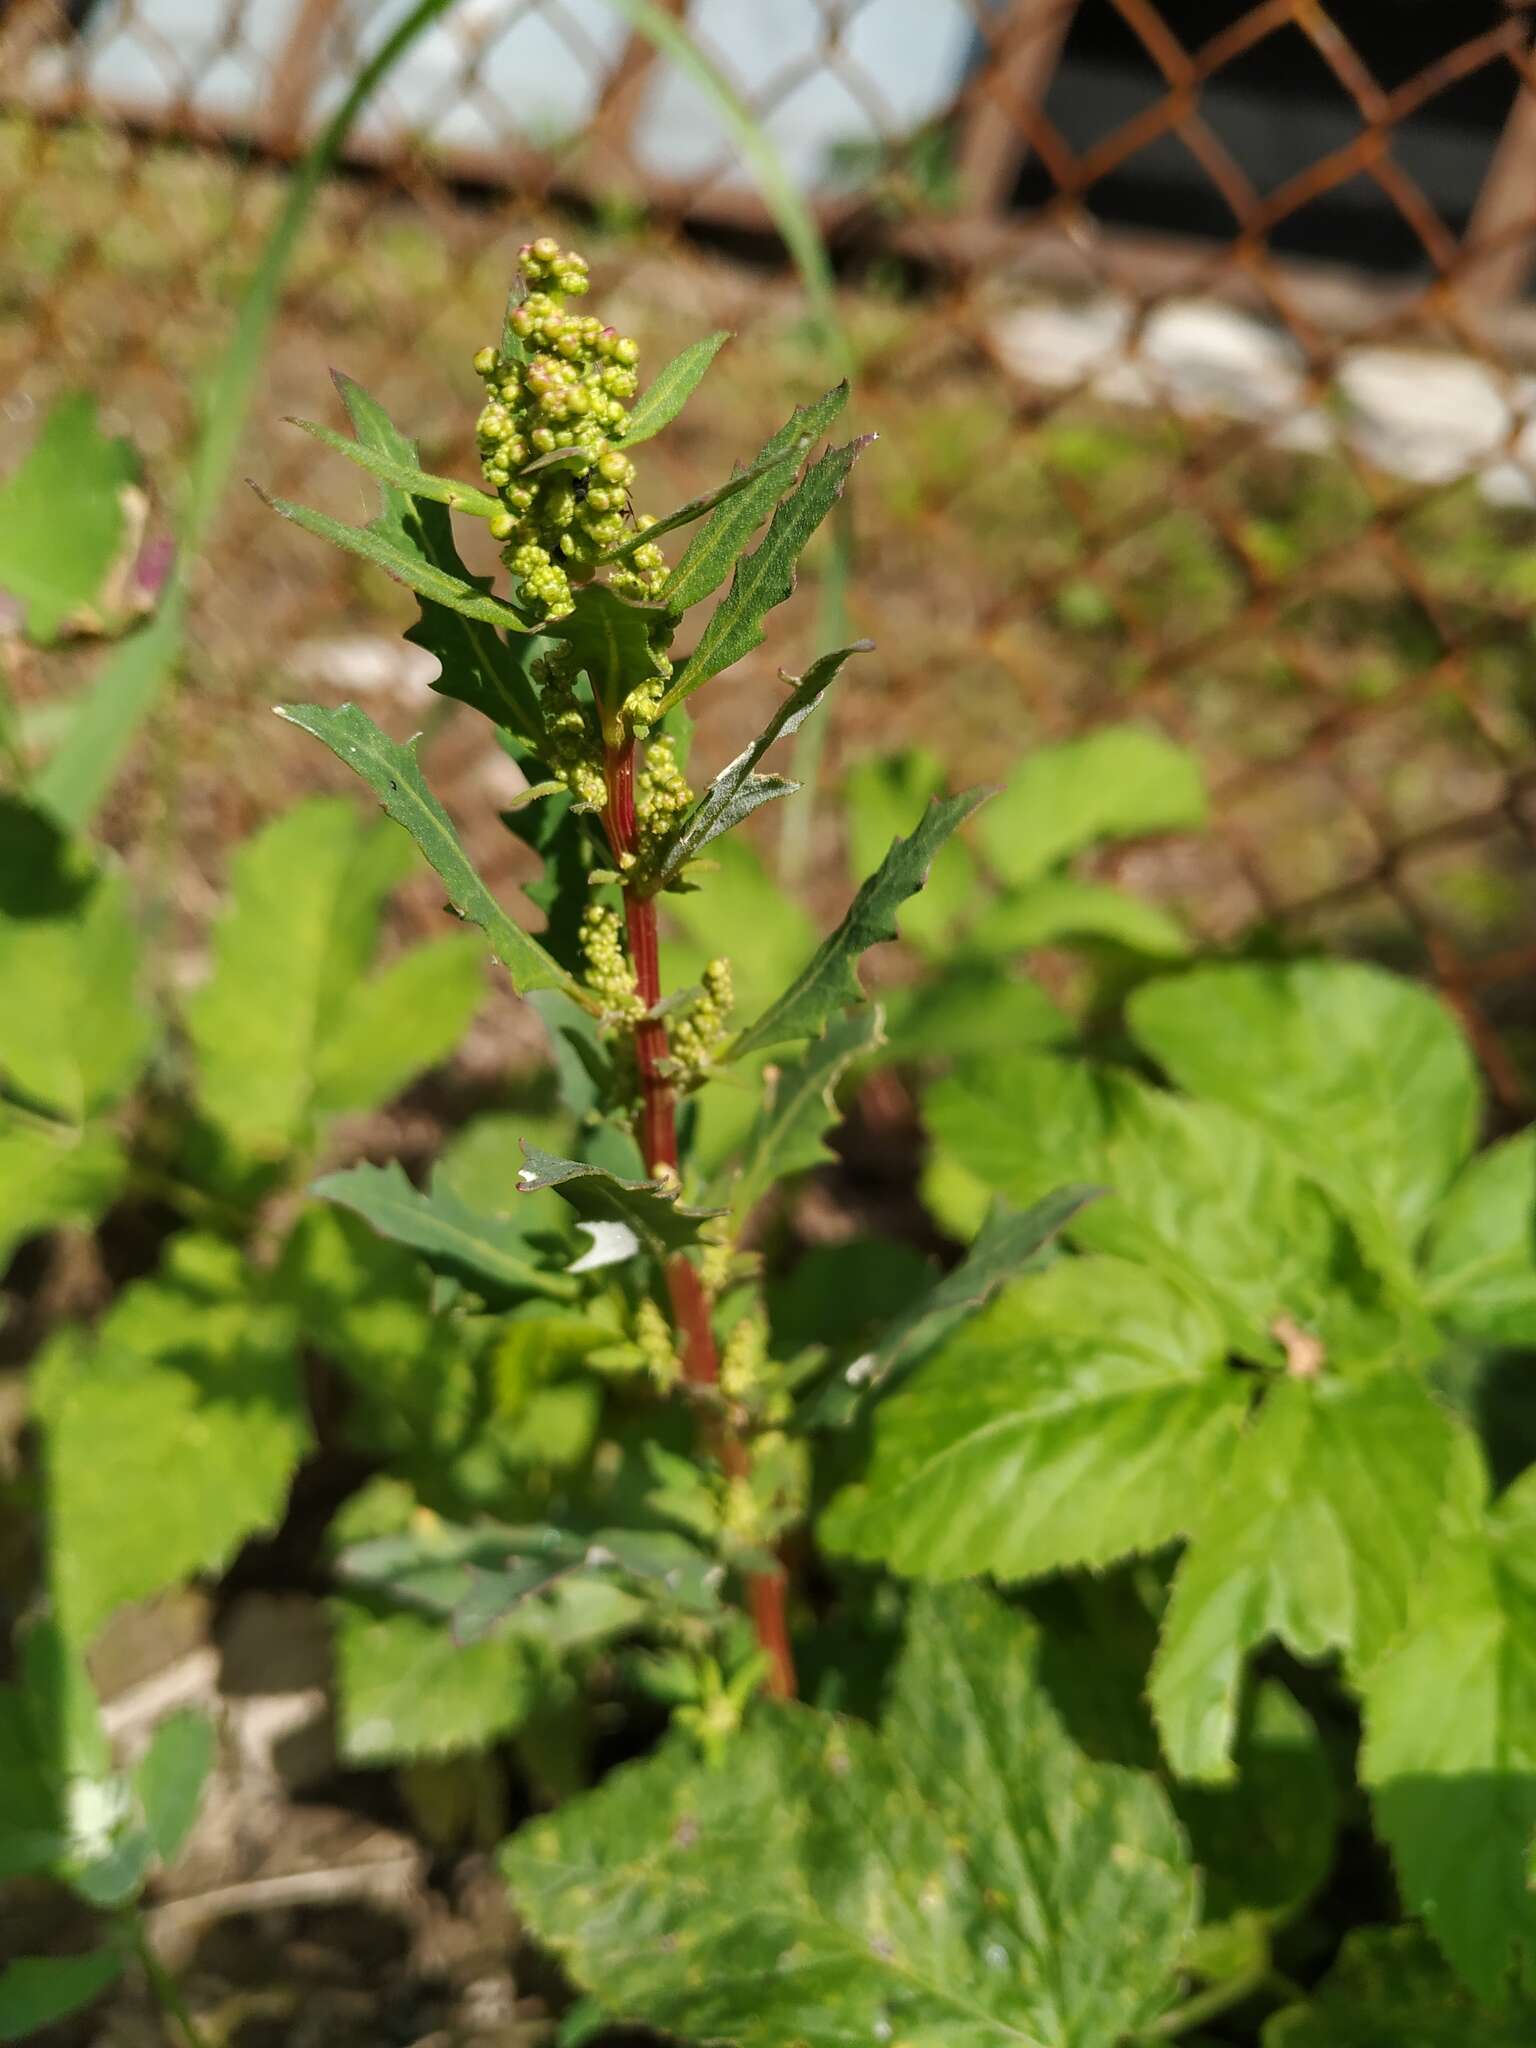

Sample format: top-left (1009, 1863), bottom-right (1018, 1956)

top-left (603, 738), bottom-right (796, 1701)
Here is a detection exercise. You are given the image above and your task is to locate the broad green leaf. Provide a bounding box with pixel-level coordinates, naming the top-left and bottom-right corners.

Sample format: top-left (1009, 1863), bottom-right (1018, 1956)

top-left (275, 704), bottom-right (586, 1005)
top-left (877, 961), bottom-right (1068, 1064)
top-left (332, 371), bottom-right (544, 739)
top-left (133, 1710), bottom-right (215, 1864)
top-left (659, 433), bottom-right (869, 712)
top-left (0, 829), bottom-right (149, 1121)
top-left (33, 1235), bottom-right (310, 1642)
top-left (1129, 961), bottom-right (1480, 1275)
top-left (0, 1951), bottom-right (124, 2041)
top-left (505, 1584), bottom-right (1195, 2048)
top-left (1359, 1464), bottom-right (1536, 1999)
top-left (822, 1257), bottom-right (1246, 1580)
top-left (253, 482), bottom-right (535, 631)
top-left (651, 641), bottom-right (870, 889)
top-left (1421, 1129), bottom-right (1536, 1347)
top-left (0, 393), bottom-right (136, 643)
top-left (730, 1004), bottom-right (883, 1223)
top-left (732, 789), bottom-right (988, 1058)
top-left (288, 413), bottom-right (501, 517)
top-left (621, 329), bottom-right (730, 445)
top-left (311, 935), bottom-right (484, 1118)
top-left (517, 1142), bottom-right (721, 1260)
top-left (0, 1120), bottom-right (125, 1269)
top-left (845, 748), bottom-right (975, 954)
top-left (658, 382), bottom-right (850, 618)
top-left (313, 1159), bottom-right (576, 1305)
top-left (331, 1596), bottom-right (537, 1764)
top-left (926, 1053), bottom-right (1403, 1369)
top-left (967, 875), bottom-right (1190, 958)
top-left (807, 1185), bottom-right (1098, 1427)
top-left (1150, 1373), bottom-right (1485, 1782)
top-left (1261, 1925), bottom-right (1536, 2046)
top-left (547, 583), bottom-right (669, 716)
top-left (186, 797), bottom-right (480, 1154)
top-left (978, 725), bottom-right (1207, 886)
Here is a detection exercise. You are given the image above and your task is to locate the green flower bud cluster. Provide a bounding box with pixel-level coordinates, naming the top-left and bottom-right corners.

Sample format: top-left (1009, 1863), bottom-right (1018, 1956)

top-left (633, 1296), bottom-right (682, 1392)
top-left (722, 1430), bottom-right (806, 1547)
top-left (670, 957), bottom-right (733, 1077)
top-left (531, 648), bottom-right (605, 809)
top-left (634, 737), bottom-right (693, 870)
top-left (580, 904), bottom-right (644, 1021)
top-left (472, 238), bottom-right (667, 624)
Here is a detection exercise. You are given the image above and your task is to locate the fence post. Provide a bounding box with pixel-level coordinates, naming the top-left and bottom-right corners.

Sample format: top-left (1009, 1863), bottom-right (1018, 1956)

top-left (956, 0), bottom-right (1080, 216)
top-left (266, 0), bottom-right (349, 155)
top-left (1463, 47), bottom-right (1536, 307)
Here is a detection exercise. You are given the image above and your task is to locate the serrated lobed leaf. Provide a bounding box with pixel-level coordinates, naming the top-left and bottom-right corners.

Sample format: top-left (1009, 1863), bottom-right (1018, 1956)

top-left (517, 1142), bottom-right (721, 1259)
top-left (621, 329), bottom-right (731, 445)
top-left (1359, 1464), bottom-right (1536, 1999)
top-left (1263, 1924), bottom-right (1536, 2045)
top-left (658, 381), bottom-right (850, 619)
top-left (1420, 1129), bottom-right (1536, 1348)
top-left (659, 431), bottom-right (869, 712)
top-left (651, 641), bottom-right (871, 890)
top-left (0, 393), bottom-right (137, 644)
top-left (288, 414), bottom-right (502, 517)
top-left (1150, 1374), bottom-right (1486, 1783)
top-left (597, 440), bottom-right (803, 567)
top-left (807, 1183), bottom-right (1098, 1427)
top-left (504, 1584), bottom-right (1195, 2048)
top-left (0, 1119), bottom-right (125, 1269)
top-left (313, 1159), bottom-right (577, 1305)
top-left (822, 1256), bottom-right (1246, 1580)
top-left (32, 1236), bottom-right (310, 1642)
top-left (275, 703), bottom-right (586, 1005)
top-left (1129, 961), bottom-right (1480, 1279)
top-left (968, 875), bottom-right (1191, 958)
top-left (977, 725), bottom-right (1207, 887)
top-left (732, 788), bottom-right (988, 1058)
top-left (730, 1003), bottom-right (884, 1223)
top-left (331, 1596), bottom-right (538, 1764)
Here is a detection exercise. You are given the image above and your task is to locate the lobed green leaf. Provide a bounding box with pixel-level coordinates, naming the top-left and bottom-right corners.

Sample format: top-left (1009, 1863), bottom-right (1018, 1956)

top-left (313, 1159), bottom-right (577, 1305)
top-left (288, 413), bottom-right (502, 517)
top-left (0, 393), bottom-right (137, 645)
top-left (977, 724), bottom-right (1207, 887)
top-left (516, 1141), bottom-right (722, 1260)
top-left (730, 1004), bottom-right (884, 1224)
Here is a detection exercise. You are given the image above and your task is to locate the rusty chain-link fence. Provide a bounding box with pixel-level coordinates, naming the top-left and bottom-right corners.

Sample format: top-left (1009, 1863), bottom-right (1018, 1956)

top-left (4, 0), bottom-right (1536, 1098)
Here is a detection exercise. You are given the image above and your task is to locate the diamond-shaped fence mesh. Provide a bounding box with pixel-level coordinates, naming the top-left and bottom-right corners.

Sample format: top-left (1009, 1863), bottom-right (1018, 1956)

top-left (4, 0), bottom-right (1536, 1096)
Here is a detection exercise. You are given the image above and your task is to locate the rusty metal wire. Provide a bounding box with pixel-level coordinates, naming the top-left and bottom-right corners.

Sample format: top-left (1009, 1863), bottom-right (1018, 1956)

top-left (3, 0), bottom-right (1536, 1099)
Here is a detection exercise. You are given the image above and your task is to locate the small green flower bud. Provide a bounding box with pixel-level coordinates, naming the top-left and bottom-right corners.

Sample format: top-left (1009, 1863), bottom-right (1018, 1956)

top-left (472, 344), bottom-right (497, 376)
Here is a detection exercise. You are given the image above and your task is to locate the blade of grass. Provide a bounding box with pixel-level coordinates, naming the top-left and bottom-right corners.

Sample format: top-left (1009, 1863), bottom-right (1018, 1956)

top-left (37, 0), bottom-right (458, 834)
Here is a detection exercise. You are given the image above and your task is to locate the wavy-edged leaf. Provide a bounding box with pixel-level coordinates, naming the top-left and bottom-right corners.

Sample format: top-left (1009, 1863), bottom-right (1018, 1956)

top-left (505, 1583), bottom-right (1195, 2048)
top-left (978, 724), bottom-right (1207, 887)
top-left (731, 788), bottom-right (987, 1057)
top-left (547, 583), bottom-right (669, 715)
top-left (1150, 1374), bottom-right (1485, 1783)
top-left (822, 1257), bottom-right (1246, 1581)
top-left (32, 1235), bottom-right (310, 1642)
top-left (658, 382), bottom-right (850, 619)
top-left (622, 330), bottom-right (731, 446)
top-left (313, 1159), bottom-right (576, 1305)
top-left (516, 1142), bottom-right (721, 1259)
top-left (967, 875), bottom-right (1191, 958)
top-left (332, 371), bottom-right (544, 739)
top-left (1261, 1925), bottom-right (1536, 2046)
top-left (1359, 1464), bottom-right (1536, 1999)
top-left (275, 703), bottom-right (586, 1004)
top-left (808, 1183), bottom-right (1097, 1427)
top-left (1129, 961), bottom-right (1480, 1278)
top-left (1421, 1129), bottom-right (1536, 1348)
top-left (331, 1595), bottom-right (538, 1764)
top-left (0, 1120), bottom-right (125, 1270)
top-left (659, 433), bottom-right (869, 712)
top-left (0, 1952), bottom-right (125, 2042)
top-left (651, 641), bottom-right (871, 890)
top-left (730, 1004), bottom-right (883, 1224)
top-left (253, 482), bottom-right (533, 631)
